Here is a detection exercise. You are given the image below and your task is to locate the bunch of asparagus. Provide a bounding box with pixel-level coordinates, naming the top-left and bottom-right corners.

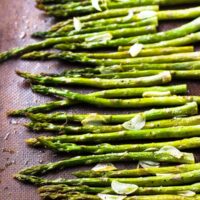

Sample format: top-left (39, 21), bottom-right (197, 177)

top-left (4, 0), bottom-right (200, 200)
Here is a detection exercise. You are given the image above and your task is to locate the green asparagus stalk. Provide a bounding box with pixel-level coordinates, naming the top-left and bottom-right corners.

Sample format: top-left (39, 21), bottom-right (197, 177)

top-left (26, 115), bottom-right (200, 134)
top-left (36, 51), bottom-right (200, 66)
top-left (38, 193), bottom-right (200, 200)
top-left (93, 70), bottom-right (200, 80)
top-left (17, 71), bottom-right (172, 89)
top-left (38, 137), bottom-right (200, 154)
top-left (18, 151), bottom-right (194, 176)
top-left (83, 46), bottom-right (194, 59)
top-left (24, 102), bottom-right (198, 123)
top-left (17, 169), bottom-right (200, 187)
top-left (25, 46), bottom-right (194, 60)
top-left (39, 192), bottom-right (200, 200)
top-left (49, 6), bottom-right (159, 31)
top-left (74, 163), bottom-right (200, 178)
top-left (27, 125), bottom-right (200, 145)
top-left (8, 100), bottom-right (72, 116)
top-left (9, 84), bottom-right (187, 116)
top-left (119, 32), bottom-right (200, 51)
top-left (77, 62), bottom-right (200, 76)
top-left (38, 182), bottom-right (200, 195)
top-left (37, 1), bottom-right (90, 11)
top-left (36, 0), bottom-right (83, 4)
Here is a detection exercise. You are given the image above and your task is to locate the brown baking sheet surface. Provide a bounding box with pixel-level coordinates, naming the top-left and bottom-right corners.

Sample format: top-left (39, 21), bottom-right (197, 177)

top-left (1, 1), bottom-right (200, 199)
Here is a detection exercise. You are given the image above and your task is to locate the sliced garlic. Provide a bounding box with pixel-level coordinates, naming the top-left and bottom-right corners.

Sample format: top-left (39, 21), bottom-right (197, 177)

top-left (155, 146), bottom-right (183, 159)
top-left (138, 160), bottom-right (160, 168)
top-left (91, 0), bottom-right (102, 11)
top-left (85, 32), bottom-right (113, 43)
top-left (98, 194), bottom-right (127, 200)
top-left (111, 180), bottom-right (138, 195)
top-left (178, 190), bottom-right (196, 197)
top-left (138, 10), bottom-right (157, 19)
top-left (122, 114), bottom-right (146, 130)
top-left (129, 43), bottom-right (144, 57)
top-left (92, 163), bottom-right (117, 172)
top-left (142, 91), bottom-right (171, 97)
top-left (73, 17), bottom-right (82, 31)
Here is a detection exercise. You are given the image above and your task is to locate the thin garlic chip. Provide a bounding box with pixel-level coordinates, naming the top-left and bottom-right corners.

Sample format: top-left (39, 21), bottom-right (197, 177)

top-left (92, 163), bottom-right (117, 172)
top-left (111, 181), bottom-right (138, 195)
top-left (142, 91), bottom-right (171, 97)
top-left (138, 160), bottom-right (160, 169)
top-left (129, 43), bottom-right (144, 57)
top-left (123, 9), bottom-right (134, 21)
top-left (155, 146), bottom-right (183, 159)
top-left (178, 190), bottom-right (196, 197)
top-left (85, 32), bottom-right (113, 43)
top-left (91, 0), bottom-right (102, 11)
top-left (73, 17), bottom-right (82, 31)
top-left (138, 10), bottom-right (157, 19)
top-left (122, 114), bottom-right (146, 130)
top-left (98, 194), bottom-right (127, 200)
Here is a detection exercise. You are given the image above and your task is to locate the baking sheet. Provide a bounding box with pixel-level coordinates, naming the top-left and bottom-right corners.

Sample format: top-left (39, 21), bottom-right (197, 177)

top-left (1, 1), bottom-right (200, 199)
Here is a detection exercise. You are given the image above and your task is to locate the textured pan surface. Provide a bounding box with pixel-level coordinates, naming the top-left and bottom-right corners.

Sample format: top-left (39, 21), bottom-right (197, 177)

top-left (0, 1), bottom-right (200, 199)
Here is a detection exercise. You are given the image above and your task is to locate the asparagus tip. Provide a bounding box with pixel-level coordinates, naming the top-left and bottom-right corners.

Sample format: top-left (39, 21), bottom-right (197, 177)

top-left (36, 3), bottom-right (45, 10)
top-left (26, 138), bottom-right (41, 146)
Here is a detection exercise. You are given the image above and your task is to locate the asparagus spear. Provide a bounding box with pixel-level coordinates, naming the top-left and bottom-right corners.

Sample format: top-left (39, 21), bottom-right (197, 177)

top-left (37, 1), bottom-right (90, 11)
top-left (36, 0), bottom-right (83, 4)
top-left (119, 32), bottom-right (200, 51)
top-left (59, 61), bottom-right (200, 77)
top-left (26, 115), bottom-right (200, 134)
top-left (27, 125), bottom-right (200, 144)
top-left (39, 192), bottom-right (200, 200)
top-left (38, 182), bottom-right (200, 195)
top-left (38, 193), bottom-right (200, 200)
top-left (17, 71), bottom-right (172, 89)
top-left (35, 51), bottom-right (200, 66)
top-left (74, 163), bottom-right (200, 178)
top-left (18, 151), bottom-right (194, 176)
top-left (24, 102), bottom-right (198, 123)
top-left (82, 46), bottom-right (194, 59)
top-left (26, 46), bottom-right (194, 60)
top-left (92, 70), bottom-right (200, 80)
top-left (38, 137), bottom-right (200, 154)
top-left (17, 169), bottom-right (200, 187)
